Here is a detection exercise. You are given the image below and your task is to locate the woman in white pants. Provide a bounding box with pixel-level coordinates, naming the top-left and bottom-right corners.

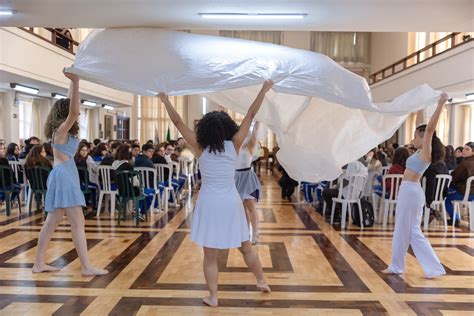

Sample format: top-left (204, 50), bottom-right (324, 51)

top-left (382, 92), bottom-right (448, 279)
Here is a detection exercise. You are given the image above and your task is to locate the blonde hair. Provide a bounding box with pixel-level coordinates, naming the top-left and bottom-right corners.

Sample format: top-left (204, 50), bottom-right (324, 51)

top-left (44, 98), bottom-right (79, 139)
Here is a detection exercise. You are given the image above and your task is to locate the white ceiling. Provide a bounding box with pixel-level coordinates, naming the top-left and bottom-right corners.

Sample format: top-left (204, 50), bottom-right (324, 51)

top-left (0, 0), bottom-right (473, 31)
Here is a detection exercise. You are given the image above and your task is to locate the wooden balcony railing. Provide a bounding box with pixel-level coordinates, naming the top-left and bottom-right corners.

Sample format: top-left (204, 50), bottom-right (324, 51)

top-left (18, 27), bottom-right (81, 55)
top-left (369, 32), bottom-right (473, 85)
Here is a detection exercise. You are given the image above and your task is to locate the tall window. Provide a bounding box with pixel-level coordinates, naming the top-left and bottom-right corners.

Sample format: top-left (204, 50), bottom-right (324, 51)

top-left (18, 98), bottom-right (33, 140)
top-left (137, 95), bottom-right (187, 144)
top-left (79, 108), bottom-right (88, 139)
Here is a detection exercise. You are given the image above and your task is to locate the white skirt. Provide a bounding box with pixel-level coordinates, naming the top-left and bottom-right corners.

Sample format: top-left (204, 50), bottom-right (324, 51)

top-left (190, 186), bottom-right (249, 249)
top-left (235, 168), bottom-right (261, 201)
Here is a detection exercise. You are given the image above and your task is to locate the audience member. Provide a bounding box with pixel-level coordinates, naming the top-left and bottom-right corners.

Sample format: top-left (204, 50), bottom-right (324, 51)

top-left (445, 142), bottom-right (474, 226)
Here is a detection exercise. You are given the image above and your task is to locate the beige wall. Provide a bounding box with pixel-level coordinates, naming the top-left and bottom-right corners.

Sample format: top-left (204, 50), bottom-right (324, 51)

top-left (370, 32), bottom-right (409, 74)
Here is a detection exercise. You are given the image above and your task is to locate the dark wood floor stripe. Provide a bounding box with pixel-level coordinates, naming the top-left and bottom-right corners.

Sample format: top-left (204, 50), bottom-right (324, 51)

top-left (0, 294), bottom-right (95, 315)
top-left (342, 234), bottom-right (474, 294)
top-left (110, 297), bottom-right (387, 315)
top-left (406, 301), bottom-right (474, 315)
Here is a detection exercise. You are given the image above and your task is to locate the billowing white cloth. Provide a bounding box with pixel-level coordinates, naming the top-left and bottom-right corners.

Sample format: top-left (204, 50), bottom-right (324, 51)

top-left (67, 28), bottom-right (441, 182)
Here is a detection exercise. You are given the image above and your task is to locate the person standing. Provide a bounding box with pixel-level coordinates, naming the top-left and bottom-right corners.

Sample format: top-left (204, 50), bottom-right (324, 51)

top-left (158, 80), bottom-right (273, 307)
top-left (382, 93), bottom-right (448, 278)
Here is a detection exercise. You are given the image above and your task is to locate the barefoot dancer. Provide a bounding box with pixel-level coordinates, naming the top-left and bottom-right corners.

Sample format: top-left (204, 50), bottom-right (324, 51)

top-left (159, 80), bottom-right (273, 307)
top-left (382, 92), bottom-right (448, 278)
top-left (32, 70), bottom-right (108, 276)
top-left (235, 121), bottom-right (262, 244)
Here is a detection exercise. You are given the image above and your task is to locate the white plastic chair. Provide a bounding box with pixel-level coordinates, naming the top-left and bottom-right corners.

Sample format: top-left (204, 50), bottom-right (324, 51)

top-left (452, 176), bottom-right (474, 230)
top-left (97, 165), bottom-right (118, 217)
top-left (330, 174), bottom-right (367, 229)
top-left (155, 163), bottom-right (173, 211)
top-left (423, 174), bottom-right (452, 231)
top-left (168, 161), bottom-right (182, 201)
top-left (381, 166), bottom-right (390, 176)
top-left (178, 157), bottom-right (193, 195)
top-left (135, 167), bottom-right (161, 213)
top-left (374, 174), bottom-right (403, 228)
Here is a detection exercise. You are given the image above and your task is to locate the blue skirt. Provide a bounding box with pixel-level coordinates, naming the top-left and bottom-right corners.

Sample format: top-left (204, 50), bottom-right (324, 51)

top-left (45, 159), bottom-right (85, 212)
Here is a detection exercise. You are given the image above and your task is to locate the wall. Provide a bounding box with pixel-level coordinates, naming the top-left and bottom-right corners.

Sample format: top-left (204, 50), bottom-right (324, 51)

top-left (0, 27), bottom-right (134, 106)
top-left (370, 32), bottom-right (409, 74)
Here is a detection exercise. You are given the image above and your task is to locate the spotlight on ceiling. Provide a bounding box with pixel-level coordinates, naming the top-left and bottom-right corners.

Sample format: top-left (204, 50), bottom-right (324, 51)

top-left (199, 13), bottom-right (307, 20)
top-left (102, 104), bottom-right (114, 110)
top-left (10, 83), bottom-right (39, 94)
top-left (51, 92), bottom-right (67, 100)
top-left (0, 10), bottom-right (16, 16)
top-left (81, 100), bottom-right (97, 107)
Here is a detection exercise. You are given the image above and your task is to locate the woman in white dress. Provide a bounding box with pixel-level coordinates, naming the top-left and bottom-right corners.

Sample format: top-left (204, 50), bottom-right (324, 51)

top-left (235, 122), bottom-right (262, 244)
top-left (158, 80), bottom-right (273, 307)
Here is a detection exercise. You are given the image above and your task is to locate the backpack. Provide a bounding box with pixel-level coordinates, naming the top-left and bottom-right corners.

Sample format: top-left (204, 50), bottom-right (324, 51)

top-left (352, 198), bottom-right (375, 227)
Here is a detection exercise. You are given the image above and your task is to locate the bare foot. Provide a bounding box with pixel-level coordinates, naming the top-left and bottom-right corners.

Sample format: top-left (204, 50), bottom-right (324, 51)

top-left (381, 268), bottom-right (400, 275)
top-left (257, 281), bottom-right (271, 293)
top-left (82, 267), bottom-right (109, 276)
top-left (32, 264), bottom-right (60, 273)
top-left (202, 296), bottom-right (218, 307)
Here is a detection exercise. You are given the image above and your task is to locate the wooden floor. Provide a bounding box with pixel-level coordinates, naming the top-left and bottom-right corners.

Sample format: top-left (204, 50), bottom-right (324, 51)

top-left (0, 173), bottom-right (473, 315)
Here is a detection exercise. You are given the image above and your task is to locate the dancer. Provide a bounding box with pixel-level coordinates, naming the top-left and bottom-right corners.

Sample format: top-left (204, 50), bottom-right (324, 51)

top-left (382, 92), bottom-right (448, 278)
top-left (158, 80), bottom-right (273, 307)
top-left (32, 70), bottom-right (108, 276)
top-left (235, 121), bottom-right (262, 244)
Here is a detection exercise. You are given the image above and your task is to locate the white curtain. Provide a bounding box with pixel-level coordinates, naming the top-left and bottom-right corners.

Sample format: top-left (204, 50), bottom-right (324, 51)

top-left (18, 96), bottom-right (33, 141)
top-left (310, 32), bottom-right (371, 64)
top-left (79, 108), bottom-right (89, 140)
top-left (31, 98), bottom-right (51, 139)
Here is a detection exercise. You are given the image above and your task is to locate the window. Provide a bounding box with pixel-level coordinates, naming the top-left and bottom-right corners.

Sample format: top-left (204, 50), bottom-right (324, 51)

top-left (202, 97), bottom-right (207, 115)
top-left (18, 98), bottom-right (33, 140)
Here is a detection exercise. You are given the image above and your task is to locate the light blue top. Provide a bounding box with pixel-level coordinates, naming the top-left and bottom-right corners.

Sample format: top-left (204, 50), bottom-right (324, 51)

top-left (51, 131), bottom-right (80, 158)
top-left (45, 131), bottom-right (85, 212)
top-left (406, 151), bottom-right (430, 175)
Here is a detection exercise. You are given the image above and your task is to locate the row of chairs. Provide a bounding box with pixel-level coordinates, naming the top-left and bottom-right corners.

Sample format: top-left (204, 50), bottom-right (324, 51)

top-left (312, 172), bottom-right (473, 231)
top-left (1, 157), bottom-right (199, 226)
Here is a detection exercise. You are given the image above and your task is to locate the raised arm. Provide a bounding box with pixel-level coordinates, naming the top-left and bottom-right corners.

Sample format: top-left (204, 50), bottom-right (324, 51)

top-left (233, 80), bottom-right (273, 151)
top-left (244, 121), bottom-right (260, 155)
top-left (420, 92), bottom-right (448, 162)
top-left (158, 93), bottom-right (201, 155)
top-left (56, 70), bottom-right (81, 142)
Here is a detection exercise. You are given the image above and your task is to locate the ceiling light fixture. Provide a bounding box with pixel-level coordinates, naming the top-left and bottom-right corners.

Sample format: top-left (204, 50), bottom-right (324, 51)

top-left (81, 100), bottom-right (97, 107)
top-left (51, 92), bottom-right (67, 99)
top-left (0, 10), bottom-right (16, 16)
top-left (102, 104), bottom-right (114, 110)
top-left (10, 83), bottom-right (39, 94)
top-left (466, 93), bottom-right (474, 101)
top-left (199, 13), bottom-right (306, 20)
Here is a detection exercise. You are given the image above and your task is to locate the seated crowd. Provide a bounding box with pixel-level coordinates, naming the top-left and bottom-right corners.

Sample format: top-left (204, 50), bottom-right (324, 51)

top-left (0, 136), bottom-right (192, 222)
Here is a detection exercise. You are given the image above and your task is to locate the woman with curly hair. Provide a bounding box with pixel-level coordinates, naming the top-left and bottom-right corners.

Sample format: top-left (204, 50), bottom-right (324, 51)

top-left (382, 92), bottom-right (448, 278)
top-left (158, 80), bottom-right (273, 307)
top-left (32, 70), bottom-right (107, 276)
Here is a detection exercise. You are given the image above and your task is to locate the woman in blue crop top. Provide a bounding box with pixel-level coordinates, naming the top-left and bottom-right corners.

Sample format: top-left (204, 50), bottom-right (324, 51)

top-left (382, 92), bottom-right (448, 279)
top-left (32, 70), bottom-right (108, 276)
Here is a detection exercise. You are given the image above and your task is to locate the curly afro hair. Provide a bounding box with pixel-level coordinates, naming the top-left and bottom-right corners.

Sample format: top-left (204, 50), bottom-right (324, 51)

top-left (196, 111), bottom-right (239, 153)
top-left (44, 98), bottom-right (79, 139)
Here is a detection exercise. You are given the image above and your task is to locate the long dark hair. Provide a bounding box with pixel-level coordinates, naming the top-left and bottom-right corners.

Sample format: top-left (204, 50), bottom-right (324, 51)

top-left (44, 98), bottom-right (79, 139)
top-left (196, 111), bottom-right (239, 153)
top-left (6, 143), bottom-right (18, 157)
top-left (392, 147), bottom-right (410, 168)
top-left (415, 124), bottom-right (446, 163)
top-left (25, 144), bottom-right (52, 168)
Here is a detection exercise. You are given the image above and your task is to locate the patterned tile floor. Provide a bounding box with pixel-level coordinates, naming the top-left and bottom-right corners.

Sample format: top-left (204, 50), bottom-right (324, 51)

top-left (0, 173), bottom-right (472, 315)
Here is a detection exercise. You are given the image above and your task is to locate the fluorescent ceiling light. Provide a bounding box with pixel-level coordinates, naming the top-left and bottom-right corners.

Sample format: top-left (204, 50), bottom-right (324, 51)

top-left (466, 93), bottom-right (474, 101)
top-left (81, 100), bottom-right (97, 107)
top-left (10, 83), bottom-right (39, 94)
top-left (0, 10), bottom-right (16, 16)
top-left (51, 92), bottom-right (67, 99)
top-left (102, 104), bottom-right (114, 110)
top-left (199, 13), bottom-right (306, 20)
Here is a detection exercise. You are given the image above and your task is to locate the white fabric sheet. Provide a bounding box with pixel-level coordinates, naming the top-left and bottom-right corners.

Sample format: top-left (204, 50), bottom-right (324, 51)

top-left (67, 28), bottom-right (441, 182)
